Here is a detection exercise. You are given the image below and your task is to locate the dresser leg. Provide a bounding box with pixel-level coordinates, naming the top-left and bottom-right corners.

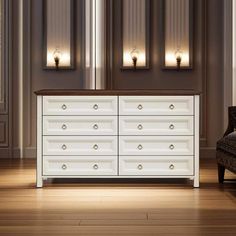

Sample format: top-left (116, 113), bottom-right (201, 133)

top-left (36, 177), bottom-right (43, 188)
top-left (193, 177), bottom-right (199, 188)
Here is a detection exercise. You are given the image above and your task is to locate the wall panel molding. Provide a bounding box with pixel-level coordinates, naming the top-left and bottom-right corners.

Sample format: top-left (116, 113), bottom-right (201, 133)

top-left (224, 0), bottom-right (233, 130)
top-left (43, 0), bottom-right (75, 69)
top-left (163, 0), bottom-right (193, 69)
top-left (121, 0), bottom-right (150, 69)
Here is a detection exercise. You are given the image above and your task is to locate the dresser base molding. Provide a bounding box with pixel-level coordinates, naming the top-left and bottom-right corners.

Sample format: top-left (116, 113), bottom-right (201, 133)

top-left (36, 92), bottom-right (200, 188)
top-left (36, 176), bottom-right (199, 188)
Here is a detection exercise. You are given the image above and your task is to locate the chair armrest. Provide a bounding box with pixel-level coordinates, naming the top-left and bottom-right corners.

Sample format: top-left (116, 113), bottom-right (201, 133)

top-left (224, 107), bottom-right (236, 137)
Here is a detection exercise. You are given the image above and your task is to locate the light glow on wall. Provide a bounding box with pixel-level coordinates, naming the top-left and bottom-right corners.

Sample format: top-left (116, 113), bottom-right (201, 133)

top-left (165, 51), bottom-right (190, 67)
top-left (46, 50), bottom-right (71, 67)
top-left (123, 51), bottom-right (146, 67)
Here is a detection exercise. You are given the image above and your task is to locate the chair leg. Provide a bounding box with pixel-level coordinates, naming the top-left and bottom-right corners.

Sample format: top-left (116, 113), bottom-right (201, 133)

top-left (218, 164), bottom-right (225, 183)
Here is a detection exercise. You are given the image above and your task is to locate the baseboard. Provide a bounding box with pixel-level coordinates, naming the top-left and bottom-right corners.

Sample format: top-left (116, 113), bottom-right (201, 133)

top-left (0, 147), bottom-right (36, 158)
top-left (23, 147), bottom-right (36, 158)
top-left (0, 148), bottom-right (12, 158)
top-left (200, 147), bottom-right (216, 159)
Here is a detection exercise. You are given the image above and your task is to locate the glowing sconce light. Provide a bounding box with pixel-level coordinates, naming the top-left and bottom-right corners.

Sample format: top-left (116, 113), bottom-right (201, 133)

top-left (130, 47), bottom-right (140, 70)
top-left (175, 48), bottom-right (183, 70)
top-left (53, 48), bottom-right (62, 70)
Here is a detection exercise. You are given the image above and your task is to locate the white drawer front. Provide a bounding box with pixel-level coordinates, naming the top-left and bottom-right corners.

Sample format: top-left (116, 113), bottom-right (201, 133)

top-left (119, 156), bottom-right (193, 176)
top-left (43, 116), bottom-right (117, 136)
top-left (119, 116), bottom-right (194, 135)
top-left (43, 96), bottom-right (117, 115)
top-left (119, 96), bottom-right (194, 115)
top-left (119, 136), bottom-right (194, 156)
top-left (43, 156), bottom-right (117, 176)
top-left (43, 136), bottom-right (117, 156)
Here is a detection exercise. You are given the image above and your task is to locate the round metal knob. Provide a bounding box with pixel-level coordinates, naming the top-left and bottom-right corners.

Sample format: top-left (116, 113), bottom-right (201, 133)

top-left (137, 124), bottom-right (143, 130)
top-left (62, 124), bottom-right (67, 130)
top-left (137, 164), bottom-right (143, 170)
top-left (93, 104), bottom-right (99, 110)
top-left (169, 124), bottom-right (175, 130)
top-left (93, 124), bottom-right (99, 130)
top-left (169, 104), bottom-right (175, 110)
top-left (61, 144), bottom-right (67, 150)
top-left (93, 144), bottom-right (99, 150)
top-left (61, 164), bottom-right (67, 170)
top-left (137, 104), bottom-right (143, 110)
top-left (137, 144), bottom-right (143, 150)
top-left (93, 164), bottom-right (99, 170)
top-left (61, 104), bottom-right (67, 110)
top-left (169, 144), bottom-right (175, 150)
top-left (169, 164), bottom-right (175, 170)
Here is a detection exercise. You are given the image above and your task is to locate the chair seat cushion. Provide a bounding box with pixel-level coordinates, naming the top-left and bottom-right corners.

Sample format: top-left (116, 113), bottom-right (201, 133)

top-left (217, 131), bottom-right (236, 157)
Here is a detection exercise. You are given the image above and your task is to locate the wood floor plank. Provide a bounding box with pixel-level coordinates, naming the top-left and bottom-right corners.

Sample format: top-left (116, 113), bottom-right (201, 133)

top-left (0, 158), bottom-right (235, 236)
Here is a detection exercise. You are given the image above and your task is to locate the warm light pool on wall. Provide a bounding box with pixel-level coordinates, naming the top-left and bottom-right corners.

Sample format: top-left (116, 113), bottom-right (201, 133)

top-left (122, 0), bottom-right (150, 70)
top-left (43, 0), bottom-right (75, 70)
top-left (163, 0), bottom-right (193, 70)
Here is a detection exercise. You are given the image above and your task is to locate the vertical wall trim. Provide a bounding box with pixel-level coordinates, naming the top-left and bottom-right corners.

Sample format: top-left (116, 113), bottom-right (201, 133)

top-left (232, 0), bottom-right (236, 107)
top-left (19, 0), bottom-right (23, 158)
top-left (84, 0), bottom-right (106, 90)
top-left (224, 0), bottom-right (233, 129)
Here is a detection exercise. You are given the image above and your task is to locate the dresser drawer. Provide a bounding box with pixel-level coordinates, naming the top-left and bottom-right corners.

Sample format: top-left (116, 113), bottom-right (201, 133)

top-left (43, 136), bottom-right (117, 156)
top-left (119, 116), bottom-right (194, 135)
top-left (43, 96), bottom-right (117, 115)
top-left (119, 156), bottom-right (193, 176)
top-left (43, 116), bottom-right (117, 136)
top-left (119, 136), bottom-right (194, 156)
top-left (119, 96), bottom-right (193, 115)
top-left (43, 156), bottom-right (117, 176)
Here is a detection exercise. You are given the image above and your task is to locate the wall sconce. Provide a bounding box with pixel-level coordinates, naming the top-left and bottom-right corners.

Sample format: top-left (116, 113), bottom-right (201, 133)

top-left (163, 0), bottom-right (193, 70)
top-left (175, 48), bottom-right (183, 70)
top-left (43, 0), bottom-right (75, 70)
top-left (130, 47), bottom-right (139, 70)
top-left (121, 0), bottom-right (150, 70)
top-left (53, 48), bottom-right (62, 70)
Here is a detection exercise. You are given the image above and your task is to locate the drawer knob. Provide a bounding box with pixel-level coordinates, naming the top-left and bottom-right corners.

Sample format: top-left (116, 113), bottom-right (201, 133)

top-left (93, 104), bottom-right (99, 110)
top-left (93, 164), bottom-right (99, 170)
top-left (169, 104), bottom-right (175, 110)
top-left (137, 104), bottom-right (143, 110)
top-left (169, 144), bottom-right (175, 150)
top-left (62, 164), bottom-right (67, 170)
top-left (169, 164), bottom-right (175, 170)
top-left (61, 104), bottom-right (67, 110)
top-left (137, 144), bottom-right (143, 150)
top-left (137, 124), bottom-right (143, 130)
top-left (61, 144), bottom-right (67, 150)
top-left (137, 164), bottom-right (143, 170)
top-left (169, 124), bottom-right (175, 130)
top-left (93, 144), bottom-right (99, 150)
top-left (93, 124), bottom-right (99, 130)
top-left (62, 124), bottom-right (67, 130)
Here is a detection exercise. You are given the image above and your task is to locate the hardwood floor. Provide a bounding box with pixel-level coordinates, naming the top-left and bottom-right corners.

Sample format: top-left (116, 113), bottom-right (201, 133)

top-left (0, 159), bottom-right (235, 236)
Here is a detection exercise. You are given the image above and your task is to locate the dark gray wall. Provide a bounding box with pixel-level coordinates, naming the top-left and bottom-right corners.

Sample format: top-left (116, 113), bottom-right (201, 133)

top-left (7, 0), bottom-right (224, 157)
top-left (31, 0), bottom-right (84, 91)
top-left (111, 0), bottom-right (224, 150)
top-left (30, 0), bottom-right (84, 151)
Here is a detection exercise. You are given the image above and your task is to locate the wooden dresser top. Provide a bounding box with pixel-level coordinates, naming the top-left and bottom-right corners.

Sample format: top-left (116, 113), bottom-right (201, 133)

top-left (35, 89), bottom-right (201, 96)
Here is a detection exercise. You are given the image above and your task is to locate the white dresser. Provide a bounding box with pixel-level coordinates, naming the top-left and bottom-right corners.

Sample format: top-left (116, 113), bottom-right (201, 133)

top-left (36, 90), bottom-right (200, 187)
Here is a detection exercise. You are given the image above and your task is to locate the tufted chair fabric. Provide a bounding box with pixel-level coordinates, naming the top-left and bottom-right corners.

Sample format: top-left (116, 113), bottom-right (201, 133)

top-left (216, 107), bottom-right (236, 183)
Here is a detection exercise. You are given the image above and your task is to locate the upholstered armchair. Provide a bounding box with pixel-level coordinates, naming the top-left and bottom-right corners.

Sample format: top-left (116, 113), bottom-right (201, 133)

top-left (216, 107), bottom-right (236, 183)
